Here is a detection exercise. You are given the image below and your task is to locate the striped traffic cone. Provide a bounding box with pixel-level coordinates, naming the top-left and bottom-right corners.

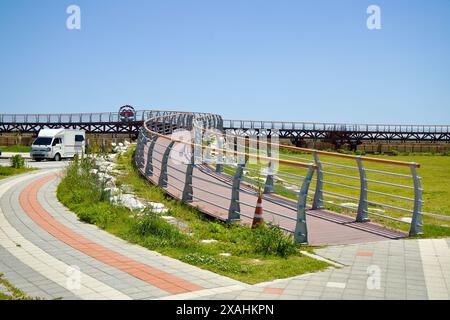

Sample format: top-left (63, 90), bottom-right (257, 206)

top-left (252, 194), bottom-right (264, 228)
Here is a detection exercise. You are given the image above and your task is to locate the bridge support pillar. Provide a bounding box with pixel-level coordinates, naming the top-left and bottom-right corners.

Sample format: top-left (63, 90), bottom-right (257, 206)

top-left (135, 130), bottom-right (147, 170)
top-left (216, 135), bottom-right (224, 173)
top-left (294, 164), bottom-right (314, 244)
top-left (182, 145), bottom-right (195, 203)
top-left (263, 148), bottom-right (274, 194)
top-left (144, 135), bottom-right (156, 176)
top-left (312, 151), bottom-right (324, 209)
top-left (228, 164), bottom-right (245, 222)
top-left (355, 156), bottom-right (370, 222)
top-left (409, 164), bottom-right (423, 236)
top-left (158, 141), bottom-right (175, 188)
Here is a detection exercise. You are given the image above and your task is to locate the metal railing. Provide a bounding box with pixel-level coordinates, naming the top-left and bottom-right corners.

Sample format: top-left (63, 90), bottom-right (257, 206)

top-left (230, 139), bottom-right (423, 237)
top-left (223, 119), bottom-right (450, 134)
top-left (135, 112), bottom-right (424, 243)
top-left (135, 112), bottom-right (316, 243)
top-left (0, 110), bottom-right (178, 123)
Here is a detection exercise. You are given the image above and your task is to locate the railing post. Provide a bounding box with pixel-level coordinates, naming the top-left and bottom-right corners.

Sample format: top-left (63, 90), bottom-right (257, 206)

top-left (216, 135), bottom-right (224, 173)
top-left (182, 145), bottom-right (195, 203)
top-left (158, 141), bottom-right (175, 188)
top-left (228, 164), bottom-right (245, 222)
top-left (355, 156), bottom-right (370, 222)
top-left (312, 151), bottom-right (324, 209)
top-left (263, 147), bottom-right (274, 194)
top-left (135, 130), bottom-right (146, 170)
top-left (144, 135), bottom-right (156, 176)
top-left (294, 164), bottom-right (314, 244)
top-left (409, 163), bottom-right (423, 236)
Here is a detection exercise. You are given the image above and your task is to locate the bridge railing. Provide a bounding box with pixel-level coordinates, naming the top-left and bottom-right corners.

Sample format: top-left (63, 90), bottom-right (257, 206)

top-left (135, 112), bottom-right (317, 243)
top-left (0, 110), bottom-right (182, 124)
top-left (223, 119), bottom-right (450, 133)
top-left (228, 138), bottom-right (423, 237)
top-left (135, 112), bottom-right (423, 241)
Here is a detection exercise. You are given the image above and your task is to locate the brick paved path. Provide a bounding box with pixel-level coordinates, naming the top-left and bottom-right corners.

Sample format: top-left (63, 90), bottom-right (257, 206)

top-left (1, 168), bottom-right (449, 300)
top-left (0, 169), bottom-right (245, 300)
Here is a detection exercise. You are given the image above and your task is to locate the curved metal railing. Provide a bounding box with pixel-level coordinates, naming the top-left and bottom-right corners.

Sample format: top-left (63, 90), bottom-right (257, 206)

top-left (0, 110), bottom-right (177, 124)
top-left (134, 111), bottom-right (316, 243)
top-left (192, 124), bottom-right (424, 237)
top-left (135, 111), bottom-right (424, 243)
top-left (223, 119), bottom-right (450, 134)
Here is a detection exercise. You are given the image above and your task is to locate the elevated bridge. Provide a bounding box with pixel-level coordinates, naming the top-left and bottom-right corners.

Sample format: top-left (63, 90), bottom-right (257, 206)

top-left (1, 111), bottom-right (449, 144)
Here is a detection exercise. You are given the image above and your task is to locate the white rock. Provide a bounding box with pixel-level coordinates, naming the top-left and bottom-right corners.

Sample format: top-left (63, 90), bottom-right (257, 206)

top-left (118, 142), bottom-right (124, 147)
top-left (219, 253), bottom-right (232, 257)
top-left (341, 202), bottom-right (358, 208)
top-left (89, 169), bottom-right (98, 175)
top-left (160, 216), bottom-right (175, 221)
top-left (149, 202), bottom-right (165, 209)
top-left (120, 194), bottom-right (146, 211)
top-left (200, 239), bottom-right (218, 244)
top-left (124, 140), bottom-right (130, 146)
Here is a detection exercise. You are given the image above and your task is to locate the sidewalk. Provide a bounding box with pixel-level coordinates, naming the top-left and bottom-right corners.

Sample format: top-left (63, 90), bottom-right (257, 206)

top-left (0, 152), bottom-right (31, 159)
top-left (1, 169), bottom-right (449, 300)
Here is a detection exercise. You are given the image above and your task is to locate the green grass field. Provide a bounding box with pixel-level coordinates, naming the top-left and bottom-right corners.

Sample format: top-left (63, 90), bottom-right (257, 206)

top-left (0, 166), bottom-right (34, 180)
top-left (0, 145), bottom-right (30, 153)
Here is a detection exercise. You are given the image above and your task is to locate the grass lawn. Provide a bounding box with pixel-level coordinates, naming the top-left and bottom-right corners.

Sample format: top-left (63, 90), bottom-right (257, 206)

top-left (0, 145), bottom-right (30, 153)
top-left (56, 149), bottom-right (330, 284)
top-left (240, 149), bottom-right (450, 238)
top-left (0, 166), bottom-right (35, 180)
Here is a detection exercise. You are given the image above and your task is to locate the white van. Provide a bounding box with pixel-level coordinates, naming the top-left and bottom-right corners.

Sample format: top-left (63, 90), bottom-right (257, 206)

top-left (30, 129), bottom-right (85, 161)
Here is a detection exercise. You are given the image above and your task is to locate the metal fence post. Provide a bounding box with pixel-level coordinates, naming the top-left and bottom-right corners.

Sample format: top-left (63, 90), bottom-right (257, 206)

top-left (158, 141), bottom-right (175, 188)
top-left (294, 164), bottom-right (314, 244)
top-left (216, 135), bottom-right (224, 173)
top-left (312, 151), bottom-right (324, 209)
top-left (409, 163), bottom-right (423, 236)
top-left (263, 148), bottom-right (274, 194)
top-left (135, 131), bottom-right (146, 170)
top-left (144, 135), bottom-right (156, 176)
top-left (182, 145), bottom-right (195, 203)
top-left (228, 164), bottom-right (245, 222)
top-left (355, 156), bottom-right (369, 222)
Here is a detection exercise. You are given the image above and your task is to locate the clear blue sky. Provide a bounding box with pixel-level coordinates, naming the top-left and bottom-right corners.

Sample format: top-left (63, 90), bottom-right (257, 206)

top-left (0, 0), bottom-right (449, 124)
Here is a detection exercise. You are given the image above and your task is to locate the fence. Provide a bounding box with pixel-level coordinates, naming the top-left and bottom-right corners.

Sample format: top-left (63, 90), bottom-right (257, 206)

top-left (135, 112), bottom-right (424, 244)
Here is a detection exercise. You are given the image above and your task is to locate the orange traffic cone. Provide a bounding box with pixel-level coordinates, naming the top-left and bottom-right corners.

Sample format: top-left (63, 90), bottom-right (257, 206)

top-left (252, 194), bottom-right (264, 228)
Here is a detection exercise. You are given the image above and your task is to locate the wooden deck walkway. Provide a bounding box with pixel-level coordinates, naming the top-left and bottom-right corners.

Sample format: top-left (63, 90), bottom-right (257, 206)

top-left (141, 139), bottom-right (406, 246)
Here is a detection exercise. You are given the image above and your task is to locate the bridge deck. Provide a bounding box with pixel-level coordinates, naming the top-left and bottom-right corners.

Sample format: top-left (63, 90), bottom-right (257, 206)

top-left (142, 139), bottom-right (406, 246)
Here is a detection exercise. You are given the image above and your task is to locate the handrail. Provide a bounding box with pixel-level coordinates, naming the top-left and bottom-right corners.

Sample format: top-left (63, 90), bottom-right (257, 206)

top-left (193, 123), bottom-right (420, 168)
top-left (136, 111), bottom-right (315, 243)
top-left (135, 110), bottom-right (424, 241)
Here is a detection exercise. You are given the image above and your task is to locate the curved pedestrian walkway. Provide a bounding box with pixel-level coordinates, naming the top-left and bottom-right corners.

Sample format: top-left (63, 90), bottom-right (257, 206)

top-left (0, 169), bottom-right (245, 300)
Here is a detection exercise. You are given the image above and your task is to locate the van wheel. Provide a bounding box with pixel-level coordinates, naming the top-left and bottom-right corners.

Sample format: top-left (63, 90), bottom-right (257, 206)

top-left (54, 153), bottom-right (61, 161)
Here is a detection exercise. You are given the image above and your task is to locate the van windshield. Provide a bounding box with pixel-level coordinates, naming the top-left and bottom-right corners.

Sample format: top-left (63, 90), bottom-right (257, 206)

top-left (33, 137), bottom-right (53, 146)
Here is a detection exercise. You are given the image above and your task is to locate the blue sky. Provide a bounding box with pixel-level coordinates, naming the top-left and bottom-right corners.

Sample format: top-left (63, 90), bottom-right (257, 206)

top-left (0, 0), bottom-right (449, 123)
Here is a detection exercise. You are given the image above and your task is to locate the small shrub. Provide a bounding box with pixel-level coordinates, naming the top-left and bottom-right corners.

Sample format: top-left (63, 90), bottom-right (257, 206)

top-left (129, 212), bottom-right (192, 248)
top-left (10, 155), bottom-right (25, 169)
top-left (251, 225), bottom-right (298, 258)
